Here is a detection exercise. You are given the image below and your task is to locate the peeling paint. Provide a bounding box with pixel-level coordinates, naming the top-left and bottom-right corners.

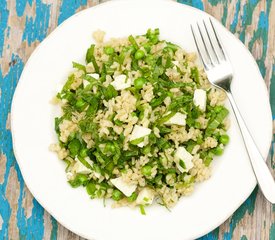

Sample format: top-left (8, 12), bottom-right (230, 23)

top-left (16, 0), bottom-right (33, 17)
top-left (240, 235), bottom-right (248, 240)
top-left (223, 188), bottom-right (258, 239)
top-left (230, 0), bottom-right (240, 32)
top-left (50, 216), bottom-right (57, 240)
top-left (22, 186), bottom-right (33, 219)
top-left (5, 113), bottom-right (11, 130)
top-left (58, 0), bottom-right (87, 25)
top-left (270, 223), bottom-right (275, 240)
top-left (22, 0), bottom-right (51, 45)
top-left (0, 1), bottom-right (9, 58)
top-left (0, 214), bottom-right (3, 231)
top-left (5, 167), bottom-right (20, 239)
top-left (0, 154), bottom-right (7, 184)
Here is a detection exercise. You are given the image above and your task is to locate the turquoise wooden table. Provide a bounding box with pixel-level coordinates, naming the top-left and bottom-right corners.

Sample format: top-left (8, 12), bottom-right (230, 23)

top-left (0, 0), bottom-right (274, 239)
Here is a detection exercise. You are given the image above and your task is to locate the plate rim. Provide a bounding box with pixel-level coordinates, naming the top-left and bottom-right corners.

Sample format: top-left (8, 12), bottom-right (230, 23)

top-left (10, 0), bottom-right (273, 239)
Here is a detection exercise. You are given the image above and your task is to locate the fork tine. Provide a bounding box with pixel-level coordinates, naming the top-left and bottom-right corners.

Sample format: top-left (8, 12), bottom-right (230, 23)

top-left (196, 22), bottom-right (215, 66)
top-left (202, 20), bottom-right (220, 63)
top-left (191, 25), bottom-right (209, 70)
top-left (209, 18), bottom-right (227, 60)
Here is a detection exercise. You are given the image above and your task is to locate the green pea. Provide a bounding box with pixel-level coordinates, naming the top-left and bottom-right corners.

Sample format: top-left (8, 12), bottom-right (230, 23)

top-left (104, 142), bottom-right (116, 154)
top-left (219, 134), bottom-right (230, 145)
top-left (104, 46), bottom-right (115, 55)
top-left (141, 165), bottom-right (152, 176)
top-left (134, 77), bottom-right (147, 89)
top-left (69, 174), bottom-right (88, 187)
top-left (112, 189), bottom-right (123, 201)
top-left (213, 146), bottom-right (224, 156)
top-left (86, 182), bottom-right (97, 195)
top-left (127, 192), bottom-right (138, 202)
top-left (75, 99), bottom-right (86, 110)
top-left (135, 49), bottom-right (145, 60)
top-left (79, 148), bottom-right (88, 158)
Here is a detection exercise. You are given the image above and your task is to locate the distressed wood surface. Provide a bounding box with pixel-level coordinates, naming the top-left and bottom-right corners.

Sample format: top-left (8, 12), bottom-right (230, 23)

top-left (0, 0), bottom-right (274, 239)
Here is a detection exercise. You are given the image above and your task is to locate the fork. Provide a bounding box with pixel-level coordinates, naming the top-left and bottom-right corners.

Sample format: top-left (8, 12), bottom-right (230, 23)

top-left (191, 18), bottom-right (275, 204)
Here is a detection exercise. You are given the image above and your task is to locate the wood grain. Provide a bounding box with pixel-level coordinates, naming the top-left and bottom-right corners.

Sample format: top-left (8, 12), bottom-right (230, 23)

top-left (0, 0), bottom-right (274, 239)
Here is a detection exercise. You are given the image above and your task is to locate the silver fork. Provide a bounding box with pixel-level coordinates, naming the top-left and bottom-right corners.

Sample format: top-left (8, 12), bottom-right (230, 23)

top-left (191, 18), bottom-right (275, 204)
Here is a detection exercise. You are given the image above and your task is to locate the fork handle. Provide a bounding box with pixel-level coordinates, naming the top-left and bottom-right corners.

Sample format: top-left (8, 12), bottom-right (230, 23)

top-left (227, 92), bottom-right (275, 204)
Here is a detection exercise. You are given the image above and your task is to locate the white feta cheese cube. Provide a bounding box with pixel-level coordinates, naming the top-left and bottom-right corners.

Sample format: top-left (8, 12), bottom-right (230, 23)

top-left (175, 146), bottom-right (194, 172)
top-left (172, 60), bottom-right (180, 67)
top-left (136, 188), bottom-right (154, 205)
top-left (84, 156), bottom-right (94, 167)
top-left (193, 89), bottom-right (207, 111)
top-left (72, 159), bottom-right (92, 175)
top-left (110, 177), bottom-right (137, 197)
top-left (83, 157), bottom-right (101, 178)
top-left (111, 74), bottom-right (131, 90)
top-left (83, 79), bottom-right (90, 87)
top-left (66, 172), bottom-right (74, 181)
top-left (137, 142), bottom-right (145, 148)
top-left (129, 125), bottom-right (152, 148)
top-left (87, 73), bottom-right (100, 79)
top-left (164, 112), bottom-right (187, 126)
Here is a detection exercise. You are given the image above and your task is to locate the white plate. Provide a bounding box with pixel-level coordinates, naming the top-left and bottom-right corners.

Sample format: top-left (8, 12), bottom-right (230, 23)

top-left (11, 0), bottom-right (272, 239)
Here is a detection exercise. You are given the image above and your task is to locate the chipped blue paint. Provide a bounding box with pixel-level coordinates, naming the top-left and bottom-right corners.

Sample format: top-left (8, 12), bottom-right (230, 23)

top-left (247, 6), bottom-right (271, 78)
top-left (250, 0), bottom-right (258, 6)
top-left (178, 0), bottom-right (204, 10)
top-left (16, 0), bottom-right (33, 17)
top-left (223, 188), bottom-right (258, 240)
top-left (50, 217), bottom-right (58, 240)
top-left (15, 162), bottom-right (46, 240)
top-left (0, 1), bottom-right (9, 57)
top-left (230, 0), bottom-right (240, 32)
top-left (258, 11), bottom-right (268, 29)
top-left (22, 0), bottom-right (51, 45)
top-left (240, 235), bottom-right (248, 240)
top-left (270, 223), bottom-right (275, 240)
top-left (198, 227), bottom-right (219, 240)
top-left (0, 54), bottom-right (24, 239)
top-left (239, 0), bottom-right (265, 44)
top-left (58, 0), bottom-right (87, 25)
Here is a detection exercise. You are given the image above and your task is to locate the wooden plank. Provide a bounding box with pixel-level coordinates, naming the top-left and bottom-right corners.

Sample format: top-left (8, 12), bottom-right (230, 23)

top-left (0, 0), bottom-right (274, 239)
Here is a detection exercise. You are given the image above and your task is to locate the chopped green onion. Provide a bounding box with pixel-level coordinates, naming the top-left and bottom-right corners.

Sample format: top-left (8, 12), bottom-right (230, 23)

top-left (128, 35), bottom-right (139, 50)
top-left (68, 139), bottom-right (81, 156)
top-left (130, 137), bottom-right (144, 145)
top-left (86, 44), bottom-right (99, 72)
top-left (127, 192), bottom-right (138, 202)
top-left (139, 205), bottom-right (146, 215)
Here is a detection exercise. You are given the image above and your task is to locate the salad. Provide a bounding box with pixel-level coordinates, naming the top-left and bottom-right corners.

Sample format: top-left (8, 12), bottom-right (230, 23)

top-left (50, 29), bottom-right (229, 213)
